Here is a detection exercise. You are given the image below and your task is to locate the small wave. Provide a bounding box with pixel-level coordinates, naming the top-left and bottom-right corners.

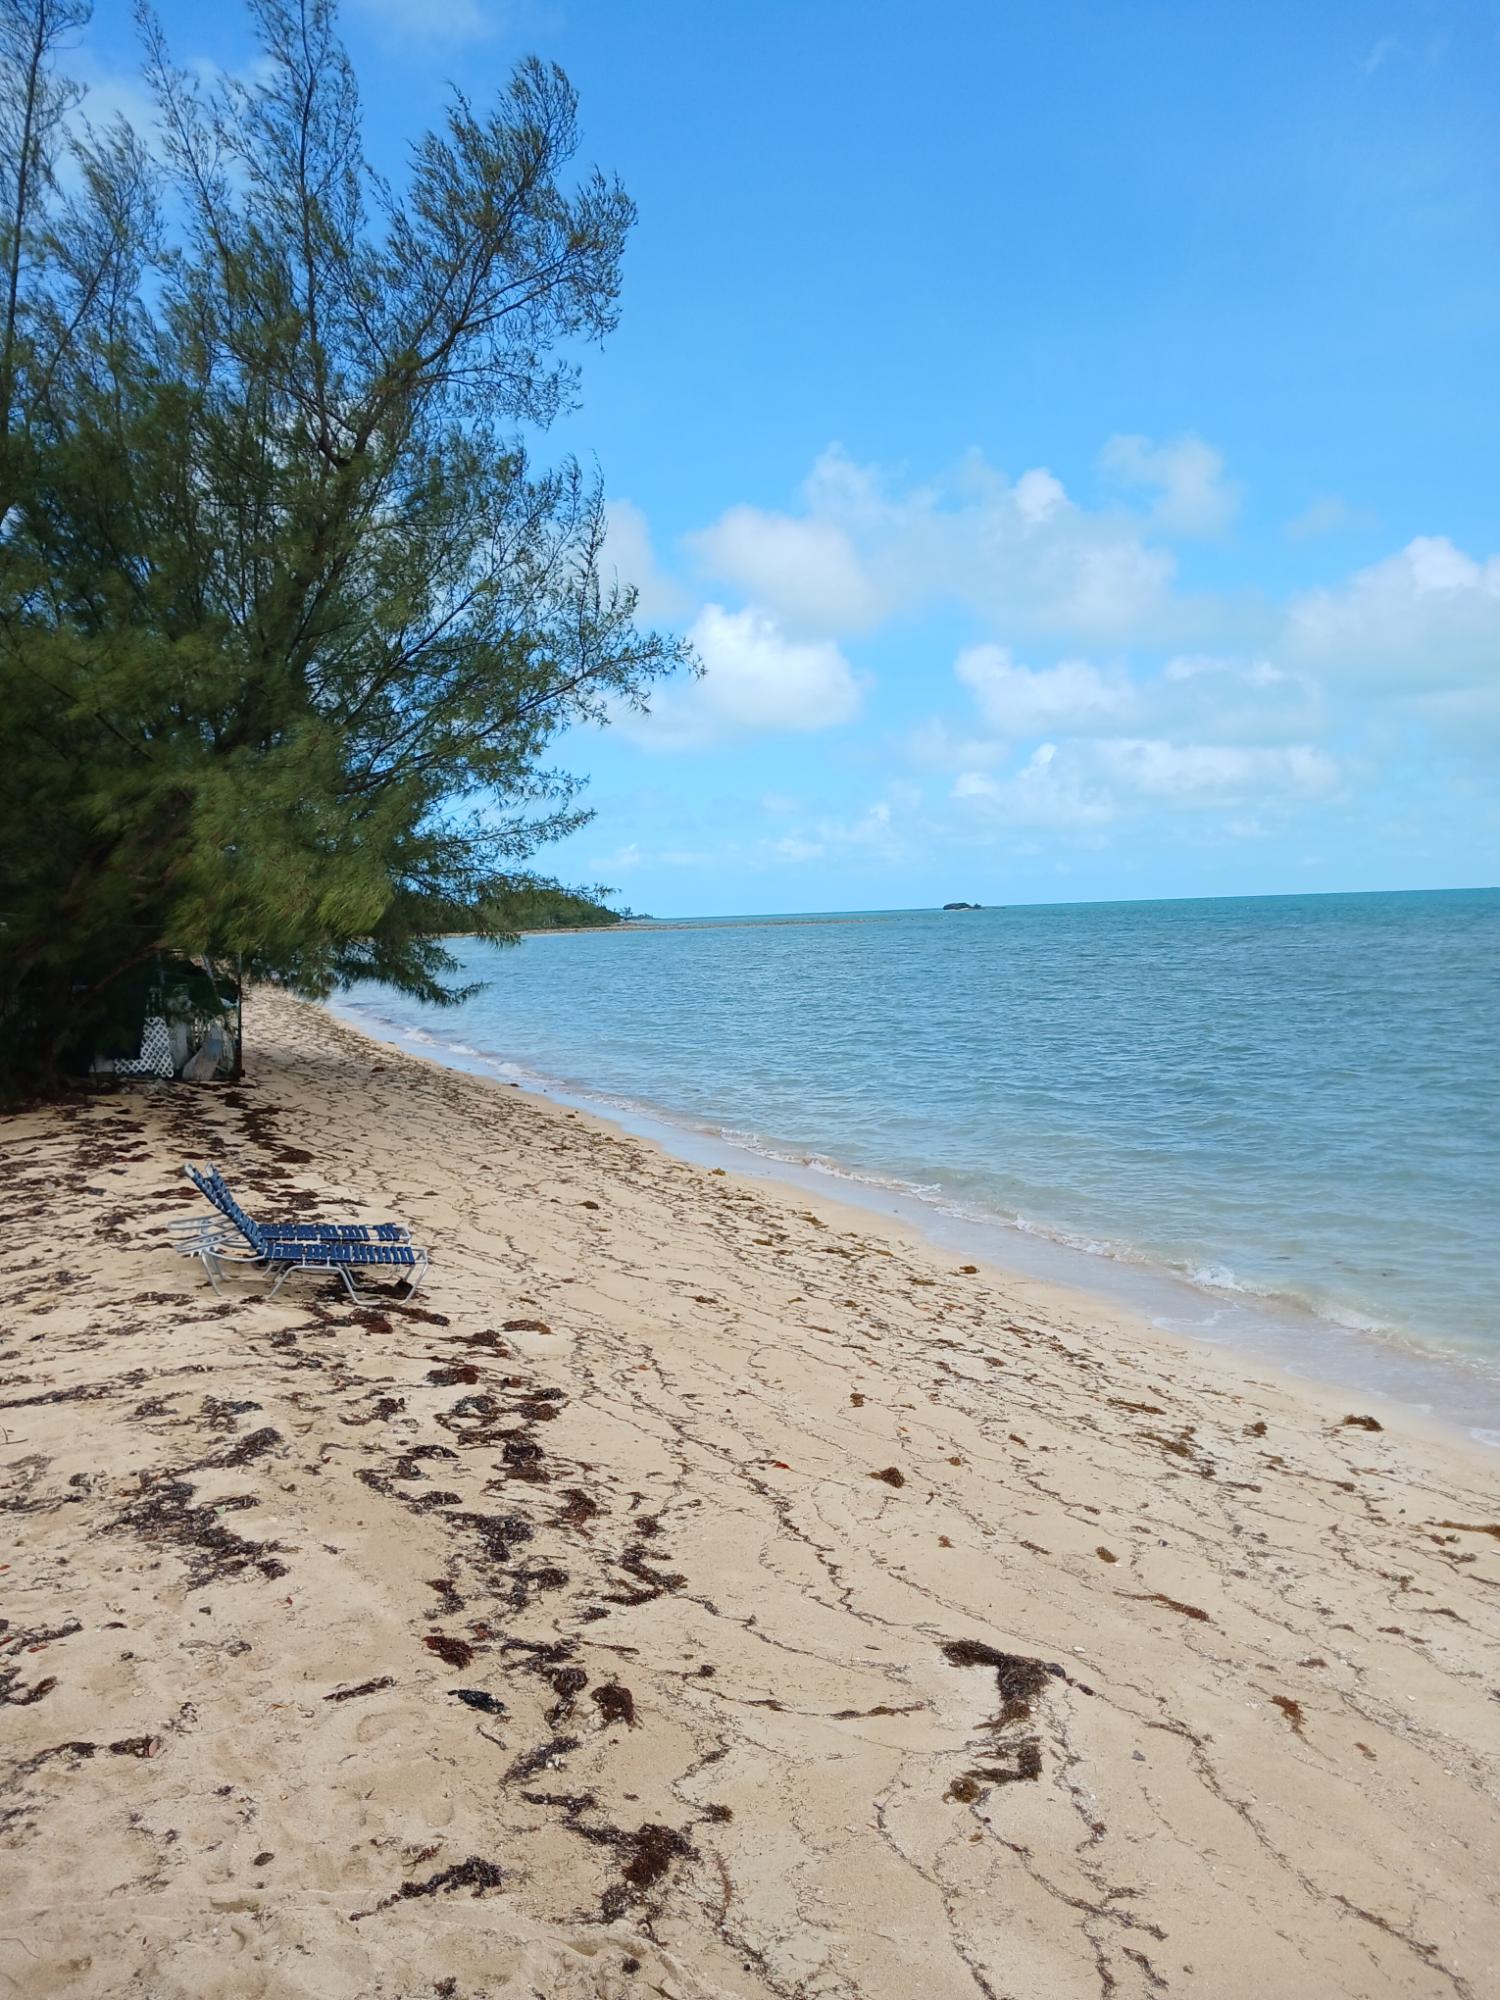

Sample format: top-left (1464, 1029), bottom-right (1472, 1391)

top-left (1187, 1261), bottom-right (1247, 1293)
top-left (718, 1135), bottom-right (945, 1202)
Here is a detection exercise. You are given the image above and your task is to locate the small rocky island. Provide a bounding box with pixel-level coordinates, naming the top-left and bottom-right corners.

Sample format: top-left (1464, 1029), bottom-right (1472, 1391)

top-left (942, 900), bottom-right (983, 910)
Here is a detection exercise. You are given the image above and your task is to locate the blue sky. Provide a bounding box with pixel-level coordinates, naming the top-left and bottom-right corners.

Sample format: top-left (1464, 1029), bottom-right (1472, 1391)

top-left (78, 0), bottom-right (1500, 913)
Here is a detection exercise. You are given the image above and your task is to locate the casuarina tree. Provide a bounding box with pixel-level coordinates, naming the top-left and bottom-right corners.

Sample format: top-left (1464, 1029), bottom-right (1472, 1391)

top-left (0, 0), bottom-right (691, 1091)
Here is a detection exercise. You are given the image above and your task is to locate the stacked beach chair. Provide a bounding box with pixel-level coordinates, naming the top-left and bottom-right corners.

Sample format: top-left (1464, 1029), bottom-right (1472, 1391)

top-left (171, 1164), bottom-right (429, 1303)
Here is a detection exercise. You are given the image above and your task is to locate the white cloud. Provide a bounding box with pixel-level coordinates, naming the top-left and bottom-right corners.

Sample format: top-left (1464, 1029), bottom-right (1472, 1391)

top-left (351, 0), bottom-right (497, 43)
top-left (689, 444), bottom-right (1189, 647)
top-left (689, 506), bottom-right (880, 636)
top-left (950, 735), bottom-right (1340, 830)
top-left (955, 645), bottom-right (1135, 735)
top-left (1098, 432), bottom-right (1241, 537)
top-left (600, 500), bottom-right (690, 624)
top-left (591, 841), bottom-right (642, 873)
top-left (68, 53), bottom-right (160, 145)
top-left (923, 643), bottom-right (1324, 774)
top-left (1287, 536), bottom-right (1500, 693)
top-left (951, 744), bottom-right (1117, 830)
top-left (1091, 738), bottom-right (1341, 805)
top-left (766, 791), bottom-right (917, 866)
top-left (624, 604), bottom-right (862, 748)
top-left (1013, 467), bottom-right (1068, 523)
top-left (1151, 654), bottom-right (1326, 745)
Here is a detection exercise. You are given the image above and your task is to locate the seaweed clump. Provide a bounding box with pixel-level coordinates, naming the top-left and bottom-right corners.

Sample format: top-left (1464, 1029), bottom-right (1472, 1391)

top-left (942, 1639), bottom-right (1051, 1726)
top-left (518, 1789), bottom-right (699, 1920)
top-left (974, 1741), bottom-right (1044, 1786)
top-left (109, 1476), bottom-right (288, 1588)
top-left (324, 1676), bottom-right (395, 1703)
top-left (424, 1634), bottom-right (475, 1669)
top-left (592, 1681), bottom-right (636, 1727)
top-left (350, 1854), bottom-right (504, 1921)
top-left (942, 1638), bottom-right (1054, 1795)
top-left (597, 1822), bottom-right (697, 1921)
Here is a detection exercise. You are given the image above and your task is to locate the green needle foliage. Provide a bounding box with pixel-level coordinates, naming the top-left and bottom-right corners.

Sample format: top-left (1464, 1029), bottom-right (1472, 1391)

top-left (0, 0), bottom-right (691, 1092)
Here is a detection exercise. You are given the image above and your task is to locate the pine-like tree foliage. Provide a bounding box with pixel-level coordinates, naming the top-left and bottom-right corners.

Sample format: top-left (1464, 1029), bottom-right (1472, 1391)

top-left (0, 0), bottom-right (691, 1090)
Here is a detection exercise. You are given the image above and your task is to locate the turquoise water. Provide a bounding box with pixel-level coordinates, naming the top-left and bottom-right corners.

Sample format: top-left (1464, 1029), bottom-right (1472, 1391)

top-left (334, 889), bottom-right (1500, 1435)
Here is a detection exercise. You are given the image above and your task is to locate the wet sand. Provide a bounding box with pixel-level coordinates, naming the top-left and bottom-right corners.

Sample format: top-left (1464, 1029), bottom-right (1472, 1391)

top-left (2, 989), bottom-right (1497, 1999)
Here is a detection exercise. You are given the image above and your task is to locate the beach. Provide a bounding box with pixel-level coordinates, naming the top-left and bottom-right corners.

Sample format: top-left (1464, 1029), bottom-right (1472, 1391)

top-left (3, 988), bottom-right (1498, 2000)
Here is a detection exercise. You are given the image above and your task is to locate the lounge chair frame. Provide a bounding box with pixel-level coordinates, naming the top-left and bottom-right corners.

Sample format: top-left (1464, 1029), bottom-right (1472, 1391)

top-left (175, 1162), bottom-right (428, 1305)
top-left (194, 1233), bottom-right (430, 1305)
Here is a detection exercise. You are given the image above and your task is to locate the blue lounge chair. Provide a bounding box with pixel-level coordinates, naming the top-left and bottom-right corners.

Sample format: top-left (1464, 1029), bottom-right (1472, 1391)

top-left (187, 1200), bottom-right (430, 1305)
top-left (173, 1165), bottom-right (429, 1304)
top-left (172, 1164), bottom-right (410, 1246)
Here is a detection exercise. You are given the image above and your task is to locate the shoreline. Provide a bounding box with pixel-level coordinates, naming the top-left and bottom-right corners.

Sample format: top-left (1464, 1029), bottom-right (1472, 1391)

top-left (330, 993), bottom-right (1500, 1454)
top-left (3, 988), bottom-right (1497, 1999)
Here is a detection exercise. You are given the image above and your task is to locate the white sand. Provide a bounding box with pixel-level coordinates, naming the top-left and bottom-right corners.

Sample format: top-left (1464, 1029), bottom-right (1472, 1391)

top-left (2, 990), bottom-right (1497, 1999)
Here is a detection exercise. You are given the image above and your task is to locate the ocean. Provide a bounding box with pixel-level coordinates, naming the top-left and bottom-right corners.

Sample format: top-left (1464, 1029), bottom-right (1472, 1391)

top-left (332, 887), bottom-right (1500, 1441)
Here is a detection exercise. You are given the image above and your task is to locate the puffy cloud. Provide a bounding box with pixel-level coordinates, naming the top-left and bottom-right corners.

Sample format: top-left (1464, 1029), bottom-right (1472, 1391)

top-left (1091, 738), bottom-right (1341, 805)
top-left (688, 605), bottom-right (861, 731)
top-left (951, 744), bottom-right (1118, 830)
top-left (67, 53), bottom-right (160, 146)
top-left (766, 792), bottom-right (918, 866)
top-left (688, 506), bottom-right (881, 636)
top-left (951, 735), bottom-right (1340, 830)
top-left (600, 500), bottom-right (691, 624)
top-left (1287, 536), bottom-right (1500, 693)
top-left (925, 644), bottom-right (1323, 772)
top-left (624, 604), bottom-right (862, 749)
top-left (955, 645), bottom-right (1135, 735)
top-left (1013, 468), bottom-right (1068, 523)
top-left (1098, 432), bottom-right (1241, 537)
top-left (690, 445), bottom-right (1185, 646)
top-left (1152, 654), bottom-right (1326, 745)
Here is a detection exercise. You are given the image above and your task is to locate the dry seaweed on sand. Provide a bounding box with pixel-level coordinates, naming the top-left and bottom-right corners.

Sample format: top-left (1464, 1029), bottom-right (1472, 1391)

top-left (942, 1639), bottom-right (1053, 1727)
top-left (349, 1854), bottom-right (505, 1921)
top-left (592, 1681), bottom-right (636, 1726)
top-left (109, 1475), bottom-right (288, 1588)
top-left (324, 1677), bottom-right (396, 1703)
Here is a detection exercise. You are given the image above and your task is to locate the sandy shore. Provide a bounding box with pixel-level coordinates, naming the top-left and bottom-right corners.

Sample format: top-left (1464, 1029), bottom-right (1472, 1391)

top-left (2, 992), bottom-right (1497, 2000)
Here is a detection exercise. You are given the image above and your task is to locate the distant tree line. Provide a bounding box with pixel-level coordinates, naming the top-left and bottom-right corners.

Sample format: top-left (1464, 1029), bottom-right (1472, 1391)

top-left (493, 880), bottom-right (627, 930)
top-left (0, 0), bottom-right (689, 1093)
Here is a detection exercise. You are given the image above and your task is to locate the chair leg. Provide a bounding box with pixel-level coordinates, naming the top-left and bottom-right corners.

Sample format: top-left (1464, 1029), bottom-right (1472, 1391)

top-left (337, 1267), bottom-right (373, 1306)
top-left (199, 1249), bottom-right (227, 1298)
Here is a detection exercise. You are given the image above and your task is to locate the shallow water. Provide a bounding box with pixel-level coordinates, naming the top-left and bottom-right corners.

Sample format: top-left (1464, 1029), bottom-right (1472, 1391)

top-left (333, 887), bottom-right (1500, 1439)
